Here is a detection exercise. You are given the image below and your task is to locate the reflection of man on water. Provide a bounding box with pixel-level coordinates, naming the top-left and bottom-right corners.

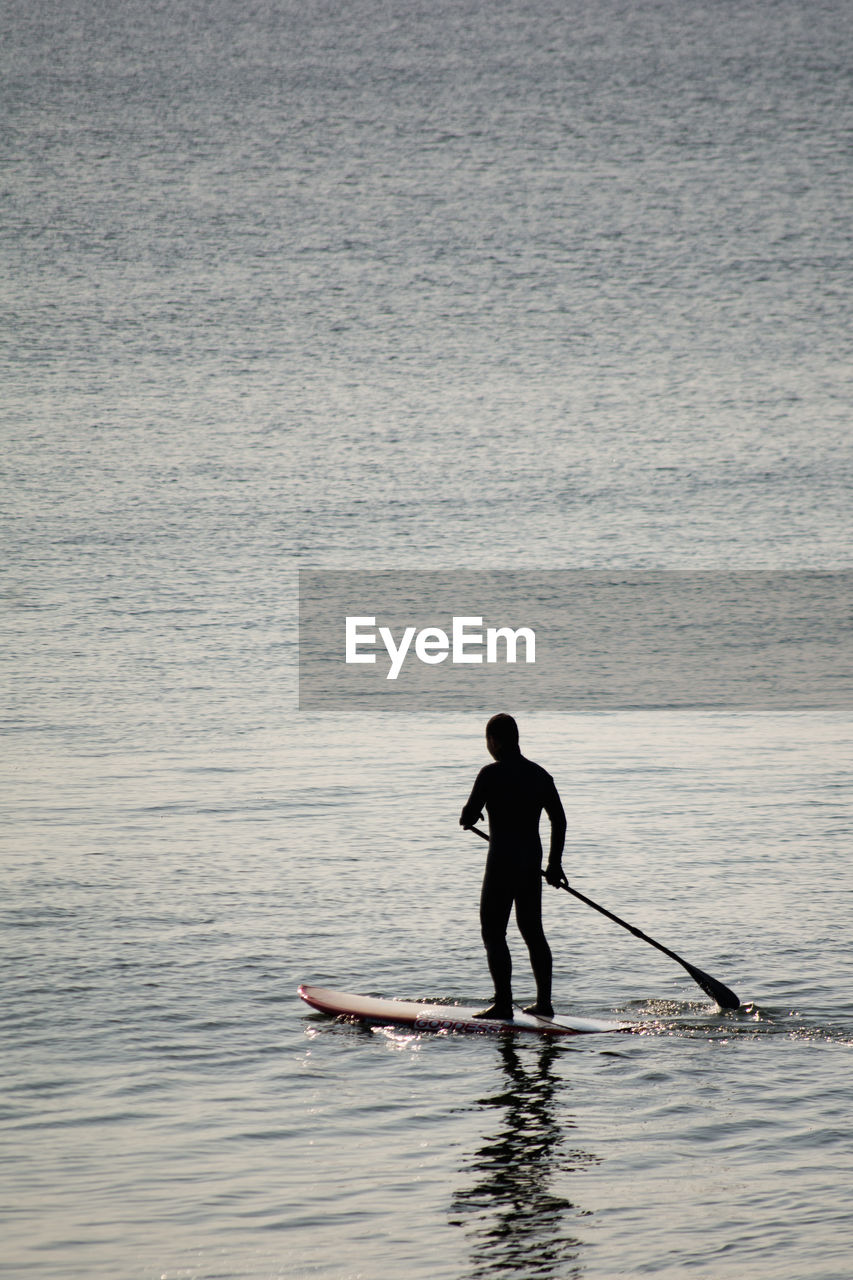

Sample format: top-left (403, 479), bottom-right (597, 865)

top-left (450, 1038), bottom-right (597, 1280)
top-left (460, 713), bottom-right (567, 1020)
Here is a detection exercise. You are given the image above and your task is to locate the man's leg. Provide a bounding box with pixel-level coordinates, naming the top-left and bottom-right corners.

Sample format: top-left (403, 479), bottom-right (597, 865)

top-left (515, 874), bottom-right (554, 1017)
top-left (477, 865), bottom-right (515, 1017)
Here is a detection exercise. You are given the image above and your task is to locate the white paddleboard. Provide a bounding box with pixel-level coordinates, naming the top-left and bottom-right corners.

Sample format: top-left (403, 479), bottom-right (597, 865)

top-left (299, 984), bottom-right (627, 1037)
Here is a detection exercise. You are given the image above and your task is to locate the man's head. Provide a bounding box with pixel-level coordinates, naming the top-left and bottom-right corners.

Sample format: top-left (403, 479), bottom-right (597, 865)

top-left (485, 712), bottom-right (520, 760)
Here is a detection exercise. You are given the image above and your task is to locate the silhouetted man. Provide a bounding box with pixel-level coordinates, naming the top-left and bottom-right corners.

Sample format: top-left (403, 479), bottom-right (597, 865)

top-left (460, 713), bottom-right (566, 1020)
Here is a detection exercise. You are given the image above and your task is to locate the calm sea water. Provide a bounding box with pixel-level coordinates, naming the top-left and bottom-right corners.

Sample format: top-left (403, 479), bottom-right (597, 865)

top-left (2, 0), bottom-right (852, 1278)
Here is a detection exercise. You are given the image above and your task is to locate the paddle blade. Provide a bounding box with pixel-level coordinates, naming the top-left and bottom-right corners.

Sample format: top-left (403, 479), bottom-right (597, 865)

top-left (686, 964), bottom-right (741, 1011)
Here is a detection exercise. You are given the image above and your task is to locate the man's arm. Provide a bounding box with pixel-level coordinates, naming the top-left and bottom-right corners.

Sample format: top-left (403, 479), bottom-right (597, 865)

top-left (543, 778), bottom-right (567, 885)
top-left (459, 769), bottom-right (488, 829)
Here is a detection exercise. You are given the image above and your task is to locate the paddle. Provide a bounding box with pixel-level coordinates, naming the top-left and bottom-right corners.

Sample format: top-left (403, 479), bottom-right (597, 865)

top-left (467, 825), bottom-right (740, 1010)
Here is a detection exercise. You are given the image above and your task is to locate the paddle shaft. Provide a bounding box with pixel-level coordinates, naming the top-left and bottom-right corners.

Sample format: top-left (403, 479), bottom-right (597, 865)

top-left (466, 824), bottom-right (740, 1010)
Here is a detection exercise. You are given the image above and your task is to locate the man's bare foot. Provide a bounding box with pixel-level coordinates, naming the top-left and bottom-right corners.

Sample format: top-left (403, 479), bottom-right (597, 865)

top-left (522, 1002), bottom-right (554, 1019)
top-left (473, 1003), bottom-right (514, 1020)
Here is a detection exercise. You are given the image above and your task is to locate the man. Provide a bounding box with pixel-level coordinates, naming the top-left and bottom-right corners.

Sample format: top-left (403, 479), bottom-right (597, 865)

top-left (459, 713), bottom-right (567, 1020)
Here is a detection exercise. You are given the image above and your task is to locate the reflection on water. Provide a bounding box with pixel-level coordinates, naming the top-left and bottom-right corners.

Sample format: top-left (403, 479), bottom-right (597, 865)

top-left (450, 1038), bottom-right (599, 1279)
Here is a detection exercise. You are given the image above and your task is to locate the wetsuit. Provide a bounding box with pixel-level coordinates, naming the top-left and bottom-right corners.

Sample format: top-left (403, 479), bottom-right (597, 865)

top-left (460, 749), bottom-right (566, 1012)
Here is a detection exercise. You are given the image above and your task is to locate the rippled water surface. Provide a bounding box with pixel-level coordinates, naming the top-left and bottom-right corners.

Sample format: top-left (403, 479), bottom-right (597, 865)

top-left (3, 0), bottom-right (852, 1276)
top-left (5, 714), bottom-right (852, 1278)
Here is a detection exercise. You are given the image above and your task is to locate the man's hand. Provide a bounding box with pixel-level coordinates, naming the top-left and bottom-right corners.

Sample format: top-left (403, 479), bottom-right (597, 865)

top-left (460, 811), bottom-right (484, 828)
top-left (545, 862), bottom-right (567, 889)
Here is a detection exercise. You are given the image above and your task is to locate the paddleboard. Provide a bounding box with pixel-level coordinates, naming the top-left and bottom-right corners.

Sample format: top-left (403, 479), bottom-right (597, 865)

top-left (298, 984), bottom-right (627, 1038)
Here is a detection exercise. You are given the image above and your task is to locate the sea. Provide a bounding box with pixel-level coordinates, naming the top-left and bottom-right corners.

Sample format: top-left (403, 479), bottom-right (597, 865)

top-left (2, 0), bottom-right (852, 1277)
